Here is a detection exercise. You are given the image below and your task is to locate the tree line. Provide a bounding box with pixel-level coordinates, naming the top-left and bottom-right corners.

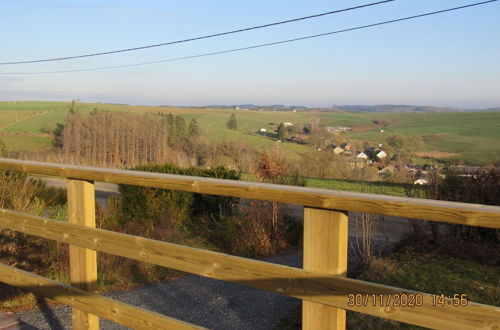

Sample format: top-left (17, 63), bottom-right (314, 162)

top-left (59, 109), bottom-right (200, 167)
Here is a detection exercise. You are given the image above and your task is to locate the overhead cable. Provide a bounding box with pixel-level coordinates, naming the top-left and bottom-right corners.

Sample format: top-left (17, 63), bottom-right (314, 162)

top-left (0, 0), bottom-right (394, 65)
top-left (1, 0), bottom-right (496, 75)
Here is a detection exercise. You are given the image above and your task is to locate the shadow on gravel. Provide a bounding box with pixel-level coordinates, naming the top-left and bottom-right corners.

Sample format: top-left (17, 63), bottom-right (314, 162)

top-left (36, 298), bottom-right (64, 330)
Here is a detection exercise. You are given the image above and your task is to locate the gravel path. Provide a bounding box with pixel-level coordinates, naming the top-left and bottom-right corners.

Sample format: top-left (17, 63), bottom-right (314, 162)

top-left (13, 238), bottom-right (382, 330)
top-left (13, 210), bottom-right (409, 329)
top-left (14, 251), bottom-right (304, 330)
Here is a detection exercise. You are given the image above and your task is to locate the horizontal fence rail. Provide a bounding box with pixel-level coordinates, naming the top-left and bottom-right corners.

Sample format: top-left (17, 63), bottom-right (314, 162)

top-left (0, 159), bottom-right (499, 228)
top-left (0, 159), bottom-right (499, 330)
top-left (0, 263), bottom-right (205, 330)
top-left (0, 209), bottom-right (499, 329)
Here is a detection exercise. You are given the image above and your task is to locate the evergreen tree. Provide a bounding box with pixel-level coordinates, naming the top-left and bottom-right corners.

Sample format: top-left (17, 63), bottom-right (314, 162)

top-left (277, 123), bottom-right (286, 142)
top-left (226, 113), bottom-right (237, 130)
top-left (188, 118), bottom-right (200, 138)
top-left (175, 116), bottom-right (187, 138)
top-left (53, 123), bottom-right (65, 148)
top-left (68, 99), bottom-right (79, 114)
top-left (167, 113), bottom-right (174, 133)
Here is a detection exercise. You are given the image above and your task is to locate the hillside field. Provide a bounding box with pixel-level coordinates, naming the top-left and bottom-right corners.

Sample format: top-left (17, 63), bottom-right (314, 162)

top-left (319, 111), bottom-right (500, 164)
top-left (0, 101), bottom-right (499, 165)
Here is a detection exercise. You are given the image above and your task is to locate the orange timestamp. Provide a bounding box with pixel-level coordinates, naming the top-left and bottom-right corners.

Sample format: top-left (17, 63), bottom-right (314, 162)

top-left (347, 293), bottom-right (470, 308)
top-left (348, 293), bottom-right (424, 307)
top-left (431, 293), bottom-right (469, 307)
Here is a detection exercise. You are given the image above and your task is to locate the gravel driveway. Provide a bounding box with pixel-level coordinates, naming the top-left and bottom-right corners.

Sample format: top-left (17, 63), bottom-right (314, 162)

top-left (14, 251), bottom-right (304, 330)
top-left (12, 201), bottom-right (410, 329)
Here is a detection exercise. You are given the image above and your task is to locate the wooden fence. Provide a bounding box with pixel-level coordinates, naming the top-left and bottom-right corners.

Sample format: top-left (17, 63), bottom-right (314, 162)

top-left (0, 159), bottom-right (498, 330)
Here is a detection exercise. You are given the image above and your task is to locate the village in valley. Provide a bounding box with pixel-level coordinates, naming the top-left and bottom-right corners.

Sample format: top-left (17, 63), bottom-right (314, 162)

top-left (258, 120), bottom-right (436, 185)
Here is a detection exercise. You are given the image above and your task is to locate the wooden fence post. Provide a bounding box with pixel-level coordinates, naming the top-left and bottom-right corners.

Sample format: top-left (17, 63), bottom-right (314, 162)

top-left (303, 208), bottom-right (348, 330)
top-left (68, 179), bottom-right (99, 330)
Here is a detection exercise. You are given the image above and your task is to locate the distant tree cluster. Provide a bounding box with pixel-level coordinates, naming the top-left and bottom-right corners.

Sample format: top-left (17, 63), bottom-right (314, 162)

top-left (164, 113), bottom-right (200, 149)
top-left (62, 110), bottom-right (170, 166)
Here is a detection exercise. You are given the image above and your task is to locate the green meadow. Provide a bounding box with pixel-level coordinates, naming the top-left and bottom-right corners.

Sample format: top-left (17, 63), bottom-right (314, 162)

top-left (0, 101), bottom-right (499, 165)
top-left (318, 111), bottom-right (500, 164)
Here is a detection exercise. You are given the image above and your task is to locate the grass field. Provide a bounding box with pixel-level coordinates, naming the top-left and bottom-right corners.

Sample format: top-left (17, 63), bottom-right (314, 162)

top-left (318, 111), bottom-right (500, 164)
top-left (304, 177), bottom-right (407, 196)
top-left (0, 136), bottom-right (53, 151)
top-left (0, 101), bottom-right (498, 164)
top-left (241, 174), bottom-right (408, 197)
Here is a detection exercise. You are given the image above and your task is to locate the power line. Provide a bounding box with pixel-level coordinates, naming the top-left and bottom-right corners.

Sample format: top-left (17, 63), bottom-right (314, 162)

top-left (0, 0), bottom-right (394, 65)
top-left (1, 0), bottom-right (496, 75)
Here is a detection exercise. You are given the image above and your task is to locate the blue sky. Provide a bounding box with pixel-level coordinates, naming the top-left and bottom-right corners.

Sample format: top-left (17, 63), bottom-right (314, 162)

top-left (0, 0), bottom-right (499, 108)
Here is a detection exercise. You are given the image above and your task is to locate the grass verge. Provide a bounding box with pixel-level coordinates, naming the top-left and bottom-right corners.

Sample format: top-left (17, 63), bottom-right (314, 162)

top-left (275, 244), bottom-right (499, 329)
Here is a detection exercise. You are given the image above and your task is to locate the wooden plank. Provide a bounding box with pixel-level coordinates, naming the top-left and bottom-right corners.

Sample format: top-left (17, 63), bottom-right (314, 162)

top-left (68, 179), bottom-right (99, 330)
top-left (0, 159), bottom-right (498, 228)
top-left (0, 263), bottom-right (205, 330)
top-left (0, 209), bottom-right (498, 330)
top-left (303, 208), bottom-right (348, 330)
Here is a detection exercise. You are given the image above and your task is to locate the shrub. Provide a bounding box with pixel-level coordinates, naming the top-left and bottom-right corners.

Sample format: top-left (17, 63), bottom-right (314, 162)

top-left (118, 163), bottom-right (241, 242)
top-left (0, 171), bottom-right (69, 306)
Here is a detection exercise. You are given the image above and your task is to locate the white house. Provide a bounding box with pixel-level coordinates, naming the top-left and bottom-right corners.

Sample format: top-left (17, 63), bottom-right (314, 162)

top-left (283, 122), bottom-right (293, 127)
top-left (376, 150), bottom-right (387, 159)
top-left (414, 179), bottom-right (428, 185)
top-left (356, 152), bottom-right (368, 160)
top-left (259, 128), bottom-right (267, 132)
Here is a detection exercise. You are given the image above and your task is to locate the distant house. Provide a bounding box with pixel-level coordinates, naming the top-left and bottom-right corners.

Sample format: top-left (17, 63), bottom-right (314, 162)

top-left (340, 143), bottom-right (352, 151)
top-left (414, 179), bottom-right (428, 185)
top-left (376, 150), bottom-right (387, 159)
top-left (364, 147), bottom-right (380, 159)
top-left (356, 152), bottom-right (368, 160)
top-left (259, 128), bottom-right (267, 133)
top-left (283, 122), bottom-right (294, 127)
top-left (328, 144), bottom-right (344, 154)
top-left (326, 126), bottom-right (352, 133)
top-left (333, 146), bottom-right (344, 154)
top-left (363, 147), bottom-right (387, 160)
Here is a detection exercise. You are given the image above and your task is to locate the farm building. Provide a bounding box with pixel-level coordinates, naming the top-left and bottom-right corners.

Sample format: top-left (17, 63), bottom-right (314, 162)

top-left (283, 122), bottom-right (293, 127)
top-left (333, 146), bottom-right (344, 154)
top-left (376, 150), bottom-right (387, 159)
top-left (327, 144), bottom-right (344, 154)
top-left (356, 152), bottom-right (368, 160)
top-left (259, 128), bottom-right (267, 132)
top-left (340, 143), bottom-right (352, 151)
top-left (326, 126), bottom-right (352, 133)
top-left (364, 147), bottom-right (387, 160)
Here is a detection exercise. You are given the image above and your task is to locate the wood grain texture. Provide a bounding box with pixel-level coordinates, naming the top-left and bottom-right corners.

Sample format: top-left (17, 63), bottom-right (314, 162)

top-left (0, 159), bottom-right (498, 228)
top-left (0, 209), bottom-right (498, 330)
top-left (68, 179), bottom-right (99, 330)
top-left (303, 208), bottom-right (348, 330)
top-left (0, 263), bottom-right (205, 330)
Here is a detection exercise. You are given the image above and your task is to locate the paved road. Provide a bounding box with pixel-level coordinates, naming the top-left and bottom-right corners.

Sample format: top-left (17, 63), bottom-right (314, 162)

top-left (37, 177), bottom-right (119, 206)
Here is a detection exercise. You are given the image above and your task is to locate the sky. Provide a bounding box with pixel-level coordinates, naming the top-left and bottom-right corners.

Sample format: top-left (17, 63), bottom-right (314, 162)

top-left (0, 0), bottom-right (499, 108)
